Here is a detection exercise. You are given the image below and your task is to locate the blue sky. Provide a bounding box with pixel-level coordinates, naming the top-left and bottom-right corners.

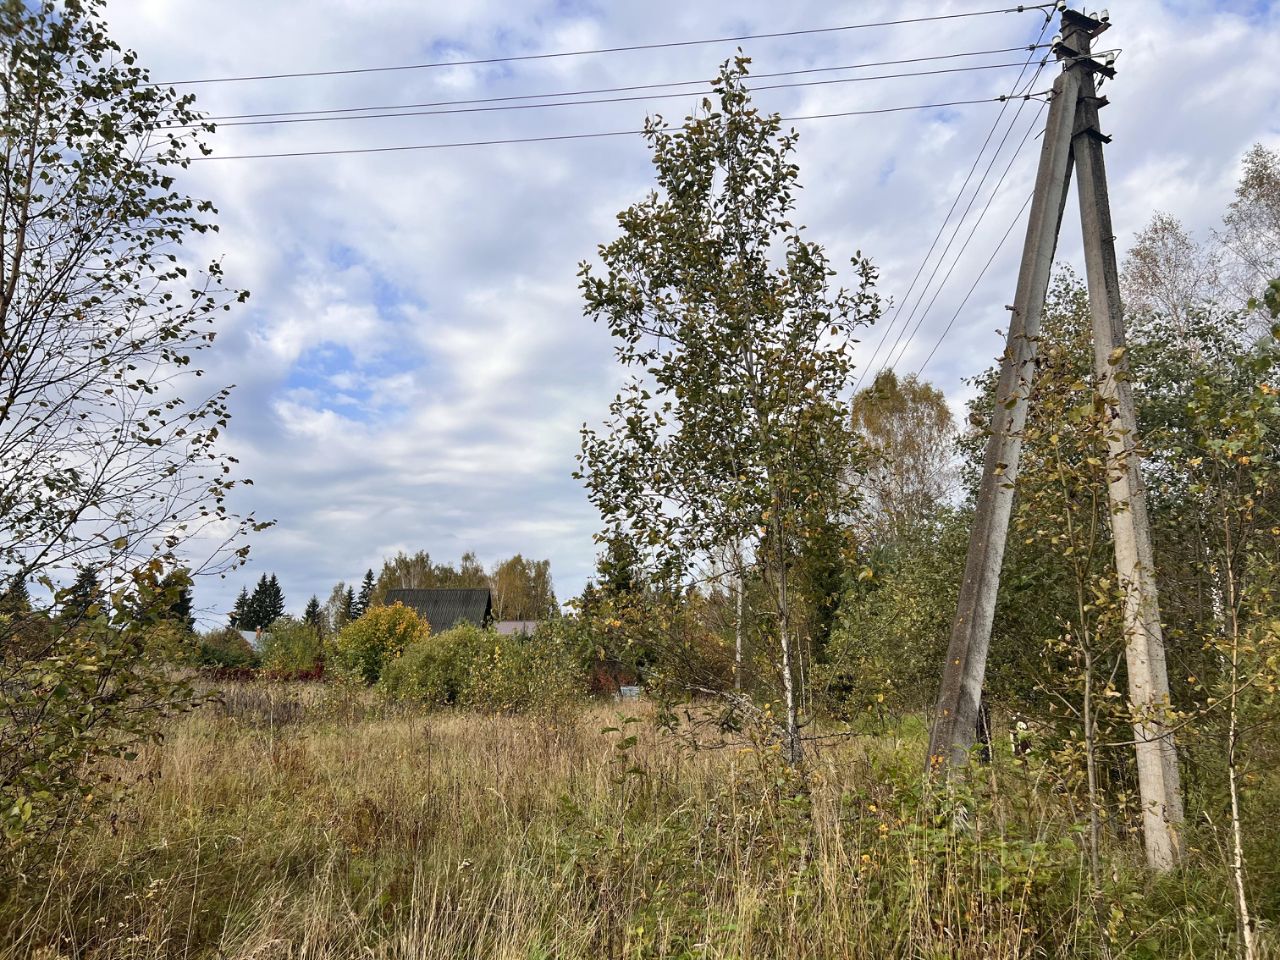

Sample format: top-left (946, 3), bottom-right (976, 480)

top-left (107, 0), bottom-right (1280, 625)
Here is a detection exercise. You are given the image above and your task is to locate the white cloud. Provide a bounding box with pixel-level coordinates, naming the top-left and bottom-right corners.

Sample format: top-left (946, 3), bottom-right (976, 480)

top-left (103, 0), bottom-right (1280, 624)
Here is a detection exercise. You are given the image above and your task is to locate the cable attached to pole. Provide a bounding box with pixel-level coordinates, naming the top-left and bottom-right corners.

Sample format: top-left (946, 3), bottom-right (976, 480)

top-left (152, 5), bottom-right (1058, 86)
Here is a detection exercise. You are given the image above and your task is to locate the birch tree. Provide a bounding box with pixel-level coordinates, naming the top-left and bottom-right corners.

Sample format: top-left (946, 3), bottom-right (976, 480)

top-left (577, 57), bottom-right (881, 764)
top-left (1, 0), bottom-right (255, 858)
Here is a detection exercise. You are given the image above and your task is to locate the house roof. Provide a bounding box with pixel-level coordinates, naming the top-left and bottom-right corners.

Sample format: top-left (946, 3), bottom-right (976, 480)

top-left (385, 588), bottom-right (492, 633)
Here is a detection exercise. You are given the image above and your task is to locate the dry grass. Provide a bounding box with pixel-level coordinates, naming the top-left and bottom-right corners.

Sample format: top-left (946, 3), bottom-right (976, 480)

top-left (0, 684), bottom-right (1259, 959)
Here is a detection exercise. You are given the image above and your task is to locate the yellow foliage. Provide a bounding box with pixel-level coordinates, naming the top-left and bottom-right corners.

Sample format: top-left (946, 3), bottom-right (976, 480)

top-left (330, 602), bottom-right (430, 683)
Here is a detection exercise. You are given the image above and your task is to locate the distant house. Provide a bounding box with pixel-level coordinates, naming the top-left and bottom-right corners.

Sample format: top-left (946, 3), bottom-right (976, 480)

top-left (385, 588), bottom-right (492, 633)
top-left (494, 620), bottom-right (539, 637)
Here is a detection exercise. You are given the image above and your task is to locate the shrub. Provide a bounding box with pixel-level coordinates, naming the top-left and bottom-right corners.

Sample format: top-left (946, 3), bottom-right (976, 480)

top-left (466, 626), bottom-right (584, 713)
top-left (380, 623), bottom-right (490, 705)
top-left (196, 625), bottom-right (259, 669)
top-left (258, 615), bottom-right (324, 677)
top-left (330, 602), bottom-right (429, 683)
top-left (381, 623), bottom-right (583, 713)
top-left (2, 565), bottom-right (203, 870)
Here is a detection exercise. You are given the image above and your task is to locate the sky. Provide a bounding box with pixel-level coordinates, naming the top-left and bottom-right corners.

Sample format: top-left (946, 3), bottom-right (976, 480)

top-left (103, 0), bottom-right (1280, 626)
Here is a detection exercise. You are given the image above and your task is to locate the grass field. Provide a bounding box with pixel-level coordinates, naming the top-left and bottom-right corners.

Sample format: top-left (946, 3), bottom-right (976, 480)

top-left (1, 683), bottom-right (1266, 959)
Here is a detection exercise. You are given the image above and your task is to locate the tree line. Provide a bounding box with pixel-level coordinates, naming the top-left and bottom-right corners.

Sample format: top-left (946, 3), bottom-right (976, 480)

top-left (226, 551), bottom-right (558, 635)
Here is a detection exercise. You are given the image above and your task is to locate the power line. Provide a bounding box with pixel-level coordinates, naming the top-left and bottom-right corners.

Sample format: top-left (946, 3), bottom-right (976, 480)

top-left (154, 5), bottom-right (1056, 86)
top-left (852, 16), bottom-right (1051, 393)
top-left (190, 96), bottom-right (1046, 161)
top-left (180, 62), bottom-right (1035, 129)
top-left (914, 189), bottom-right (1035, 376)
top-left (877, 90), bottom-right (1047, 376)
top-left (883, 100), bottom-right (1046, 373)
top-left (193, 45), bottom-right (1050, 123)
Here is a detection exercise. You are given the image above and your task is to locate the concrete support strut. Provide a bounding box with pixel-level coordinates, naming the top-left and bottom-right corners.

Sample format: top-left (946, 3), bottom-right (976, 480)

top-left (1071, 33), bottom-right (1184, 871)
top-left (926, 64), bottom-right (1080, 771)
top-left (926, 8), bottom-right (1184, 871)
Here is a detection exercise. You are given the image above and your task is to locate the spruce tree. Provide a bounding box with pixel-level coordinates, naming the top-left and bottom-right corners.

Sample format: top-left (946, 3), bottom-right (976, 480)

top-left (1, 578), bottom-right (31, 618)
top-left (342, 586), bottom-right (357, 625)
top-left (240, 573), bottom-right (271, 631)
top-left (61, 566), bottom-right (102, 623)
top-left (232, 587), bottom-right (250, 628)
top-left (303, 595), bottom-right (323, 634)
top-left (249, 573), bottom-right (269, 630)
top-left (355, 569), bottom-right (375, 617)
top-left (160, 570), bottom-right (196, 632)
top-left (265, 574), bottom-right (285, 624)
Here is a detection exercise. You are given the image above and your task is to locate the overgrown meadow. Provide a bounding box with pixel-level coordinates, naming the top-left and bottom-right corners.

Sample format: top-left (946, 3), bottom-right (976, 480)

top-left (4, 683), bottom-right (1272, 960)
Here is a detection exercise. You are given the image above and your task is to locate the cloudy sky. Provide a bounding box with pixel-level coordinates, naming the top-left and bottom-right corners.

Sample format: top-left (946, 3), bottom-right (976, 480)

top-left (106, 0), bottom-right (1279, 625)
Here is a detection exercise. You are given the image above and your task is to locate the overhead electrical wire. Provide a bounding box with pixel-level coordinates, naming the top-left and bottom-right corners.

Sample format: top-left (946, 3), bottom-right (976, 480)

top-left (153, 4), bottom-right (1057, 86)
top-left (191, 45), bottom-right (1050, 123)
top-left (186, 46), bottom-right (1049, 128)
top-left (914, 189), bottom-right (1035, 376)
top-left (875, 75), bottom-right (1049, 377)
top-left (178, 61), bottom-right (1037, 130)
top-left (879, 96), bottom-right (1048, 375)
top-left (851, 16), bottom-right (1052, 393)
top-left (190, 95), bottom-right (1047, 161)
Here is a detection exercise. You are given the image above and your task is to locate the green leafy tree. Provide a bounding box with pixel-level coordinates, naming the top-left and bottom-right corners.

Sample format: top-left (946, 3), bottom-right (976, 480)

top-left (822, 509), bottom-right (969, 719)
top-left (490, 554), bottom-right (557, 621)
top-left (195, 625), bottom-right (257, 669)
top-left (0, 0), bottom-right (257, 592)
top-left (3, 562), bottom-right (204, 864)
top-left (851, 370), bottom-right (957, 547)
top-left (1222, 144), bottom-right (1280, 316)
top-left (381, 622), bottom-right (582, 714)
top-left (0, 1), bottom-right (262, 858)
top-left (577, 57), bottom-right (880, 763)
top-left (323, 580), bottom-right (349, 631)
top-left (371, 550), bottom-right (490, 605)
top-left (1179, 325), bottom-right (1280, 955)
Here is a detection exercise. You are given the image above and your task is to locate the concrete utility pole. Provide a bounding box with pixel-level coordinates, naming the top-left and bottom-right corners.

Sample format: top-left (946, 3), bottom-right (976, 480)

top-left (926, 8), bottom-right (1184, 871)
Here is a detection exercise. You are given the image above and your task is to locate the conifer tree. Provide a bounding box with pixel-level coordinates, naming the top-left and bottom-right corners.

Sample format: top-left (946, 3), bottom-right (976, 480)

top-left (0, 578), bottom-right (31, 619)
top-left (355, 569), bottom-right (376, 617)
top-left (303, 595), bottom-right (323, 633)
top-left (159, 570), bottom-right (196, 632)
top-left (342, 586), bottom-right (357, 625)
top-left (232, 587), bottom-right (250, 628)
top-left (60, 566), bottom-right (102, 623)
top-left (265, 574), bottom-right (285, 624)
top-left (240, 573), bottom-right (278, 631)
top-left (245, 574), bottom-right (269, 631)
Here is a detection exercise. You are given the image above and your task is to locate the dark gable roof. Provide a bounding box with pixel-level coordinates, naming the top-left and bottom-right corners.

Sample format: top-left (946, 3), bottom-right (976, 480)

top-left (384, 588), bottom-right (492, 633)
